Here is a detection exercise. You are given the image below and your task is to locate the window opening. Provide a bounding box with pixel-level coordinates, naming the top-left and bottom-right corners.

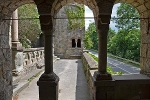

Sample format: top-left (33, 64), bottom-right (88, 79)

top-left (77, 39), bottom-right (81, 48)
top-left (72, 39), bottom-right (76, 48)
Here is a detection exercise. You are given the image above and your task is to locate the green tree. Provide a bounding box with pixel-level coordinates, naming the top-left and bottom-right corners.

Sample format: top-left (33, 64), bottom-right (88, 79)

top-left (113, 3), bottom-right (140, 30)
top-left (108, 29), bottom-right (140, 62)
top-left (108, 3), bottom-right (141, 62)
top-left (107, 28), bottom-right (116, 43)
top-left (84, 22), bottom-right (115, 50)
top-left (84, 22), bottom-right (98, 50)
top-left (18, 4), bottom-right (41, 48)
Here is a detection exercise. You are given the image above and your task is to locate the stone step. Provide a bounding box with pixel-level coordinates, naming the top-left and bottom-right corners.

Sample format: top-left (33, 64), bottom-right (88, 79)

top-left (13, 80), bottom-right (29, 97)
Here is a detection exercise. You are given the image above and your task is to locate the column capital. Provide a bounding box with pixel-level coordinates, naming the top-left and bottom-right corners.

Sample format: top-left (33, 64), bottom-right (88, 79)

top-left (39, 15), bottom-right (53, 31)
top-left (97, 14), bottom-right (111, 24)
top-left (96, 0), bottom-right (115, 14)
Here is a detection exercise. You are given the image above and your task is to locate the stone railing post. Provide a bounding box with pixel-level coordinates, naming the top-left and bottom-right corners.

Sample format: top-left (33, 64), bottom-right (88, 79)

top-left (37, 15), bottom-right (59, 100)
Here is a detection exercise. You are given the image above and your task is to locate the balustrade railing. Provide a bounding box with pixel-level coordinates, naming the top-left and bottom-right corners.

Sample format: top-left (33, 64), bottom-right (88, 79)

top-left (12, 47), bottom-right (44, 76)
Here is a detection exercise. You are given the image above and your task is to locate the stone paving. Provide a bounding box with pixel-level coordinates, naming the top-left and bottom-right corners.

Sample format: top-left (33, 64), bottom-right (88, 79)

top-left (17, 59), bottom-right (90, 100)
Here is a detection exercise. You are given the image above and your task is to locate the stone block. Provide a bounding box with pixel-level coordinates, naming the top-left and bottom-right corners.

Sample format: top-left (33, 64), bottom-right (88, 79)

top-left (67, 0), bottom-right (74, 3)
top-left (145, 1), bottom-right (150, 10)
top-left (126, 0), bottom-right (135, 4)
top-left (131, 2), bottom-right (141, 7)
top-left (61, 0), bottom-right (66, 6)
top-left (141, 44), bottom-right (148, 57)
top-left (141, 34), bottom-right (150, 43)
top-left (140, 20), bottom-right (148, 35)
top-left (137, 0), bottom-right (145, 4)
top-left (145, 58), bottom-right (150, 72)
top-left (140, 57), bottom-right (144, 71)
top-left (137, 5), bottom-right (147, 13)
top-left (148, 48), bottom-right (150, 58)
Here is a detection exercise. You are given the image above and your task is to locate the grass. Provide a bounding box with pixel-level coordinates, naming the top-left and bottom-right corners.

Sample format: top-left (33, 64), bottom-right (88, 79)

top-left (88, 53), bottom-right (123, 75)
top-left (89, 49), bottom-right (140, 68)
top-left (28, 72), bottom-right (41, 82)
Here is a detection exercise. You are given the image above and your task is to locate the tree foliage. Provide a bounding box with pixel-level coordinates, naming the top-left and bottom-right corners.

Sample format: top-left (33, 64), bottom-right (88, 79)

top-left (108, 29), bottom-right (140, 62)
top-left (84, 22), bottom-right (98, 50)
top-left (113, 3), bottom-right (140, 30)
top-left (65, 4), bottom-right (85, 30)
top-left (84, 3), bottom-right (140, 62)
top-left (108, 3), bottom-right (140, 62)
top-left (18, 4), bottom-right (41, 48)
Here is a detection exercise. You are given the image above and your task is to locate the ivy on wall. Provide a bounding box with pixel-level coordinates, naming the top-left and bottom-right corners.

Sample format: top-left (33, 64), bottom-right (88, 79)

top-left (65, 4), bottom-right (85, 30)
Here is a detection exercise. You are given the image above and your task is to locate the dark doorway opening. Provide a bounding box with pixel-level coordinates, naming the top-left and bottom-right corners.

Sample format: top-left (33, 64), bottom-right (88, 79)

top-left (72, 39), bottom-right (76, 48)
top-left (77, 39), bottom-right (81, 48)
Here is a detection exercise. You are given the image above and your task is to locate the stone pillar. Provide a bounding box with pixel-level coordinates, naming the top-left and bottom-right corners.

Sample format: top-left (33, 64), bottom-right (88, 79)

top-left (94, 15), bottom-right (112, 80)
top-left (75, 39), bottom-right (77, 48)
top-left (37, 15), bottom-right (59, 100)
top-left (11, 9), bottom-right (23, 75)
top-left (11, 9), bottom-right (22, 50)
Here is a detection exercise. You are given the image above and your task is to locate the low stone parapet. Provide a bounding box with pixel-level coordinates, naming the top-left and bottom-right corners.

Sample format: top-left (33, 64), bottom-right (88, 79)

top-left (82, 52), bottom-right (150, 100)
top-left (12, 47), bottom-right (44, 76)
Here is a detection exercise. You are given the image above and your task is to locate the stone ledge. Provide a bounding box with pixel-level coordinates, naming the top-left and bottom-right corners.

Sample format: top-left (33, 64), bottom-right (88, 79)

top-left (83, 52), bottom-right (98, 69)
top-left (82, 53), bottom-right (150, 100)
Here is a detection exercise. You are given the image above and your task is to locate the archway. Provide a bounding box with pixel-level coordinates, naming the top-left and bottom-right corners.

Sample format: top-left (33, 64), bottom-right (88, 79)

top-left (114, 0), bottom-right (150, 77)
top-left (0, 1), bottom-right (36, 99)
top-left (107, 3), bottom-right (141, 74)
top-left (0, 0), bottom-right (150, 99)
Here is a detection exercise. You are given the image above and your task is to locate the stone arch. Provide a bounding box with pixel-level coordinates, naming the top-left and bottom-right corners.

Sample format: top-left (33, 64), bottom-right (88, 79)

top-left (114, 0), bottom-right (150, 15)
top-left (114, 0), bottom-right (150, 35)
top-left (114, 0), bottom-right (150, 75)
top-left (0, 0), bottom-right (35, 25)
top-left (52, 0), bottom-right (98, 19)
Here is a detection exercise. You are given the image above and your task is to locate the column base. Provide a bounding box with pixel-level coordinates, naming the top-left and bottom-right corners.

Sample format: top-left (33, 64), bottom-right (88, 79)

top-left (94, 71), bottom-right (112, 80)
top-left (37, 72), bottom-right (59, 100)
top-left (12, 42), bottom-right (23, 51)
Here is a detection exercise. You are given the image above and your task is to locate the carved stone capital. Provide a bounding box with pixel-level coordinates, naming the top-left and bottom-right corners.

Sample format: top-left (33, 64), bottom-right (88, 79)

top-left (38, 72), bottom-right (59, 82)
top-left (94, 71), bottom-right (112, 80)
top-left (98, 14), bottom-right (111, 24)
top-left (39, 15), bottom-right (53, 31)
top-left (34, 0), bottom-right (54, 15)
top-left (95, 0), bottom-right (115, 15)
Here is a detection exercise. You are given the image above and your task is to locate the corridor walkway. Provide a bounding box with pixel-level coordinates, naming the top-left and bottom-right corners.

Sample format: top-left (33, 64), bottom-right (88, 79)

top-left (17, 59), bottom-right (90, 100)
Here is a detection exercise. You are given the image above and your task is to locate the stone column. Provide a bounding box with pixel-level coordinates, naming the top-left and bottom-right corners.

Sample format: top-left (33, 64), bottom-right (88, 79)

top-left (12, 9), bottom-right (18, 42)
top-left (11, 9), bottom-right (23, 75)
top-left (93, 15), bottom-right (112, 80)
top-left (11, 9), bottom-right (22, 50)
top-left (37, 15), bottom-right (59, 100)
top-left (75, 39), bottom-right (77, 48)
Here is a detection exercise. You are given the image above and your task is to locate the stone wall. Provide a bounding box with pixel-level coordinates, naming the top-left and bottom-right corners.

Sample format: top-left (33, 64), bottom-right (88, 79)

top-left (53, 4), bottom-right (85, 59)
top-left (0, 19), bottom-right (12, 100)
top-left (82, 52), bottom-right (150, 100)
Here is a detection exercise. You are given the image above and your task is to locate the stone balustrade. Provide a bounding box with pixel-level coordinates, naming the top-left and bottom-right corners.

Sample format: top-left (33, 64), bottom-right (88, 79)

top-left (12, 47), bottom-right (44, 76)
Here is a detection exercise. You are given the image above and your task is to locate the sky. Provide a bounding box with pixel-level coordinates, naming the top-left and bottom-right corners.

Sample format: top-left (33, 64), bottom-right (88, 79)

top-left (85, 4), bottom-right (120, 31)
